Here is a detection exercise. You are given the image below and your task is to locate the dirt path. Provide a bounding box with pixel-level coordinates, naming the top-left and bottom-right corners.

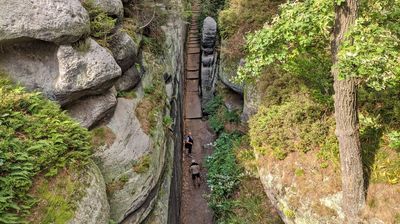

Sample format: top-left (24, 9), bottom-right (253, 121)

top-left (180, 2), bottom-right (215, 224)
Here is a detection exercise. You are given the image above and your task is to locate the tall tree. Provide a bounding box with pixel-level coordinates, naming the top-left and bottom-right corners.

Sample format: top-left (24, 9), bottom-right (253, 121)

top-left (331, 0), bottom-right (365, 222)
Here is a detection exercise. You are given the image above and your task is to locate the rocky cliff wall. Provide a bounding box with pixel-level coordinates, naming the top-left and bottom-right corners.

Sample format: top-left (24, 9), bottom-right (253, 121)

top-left (0, 0), bottom-right (185, 222)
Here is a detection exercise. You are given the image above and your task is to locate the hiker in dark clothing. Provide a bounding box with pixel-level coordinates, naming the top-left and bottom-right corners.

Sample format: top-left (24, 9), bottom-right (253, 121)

top-left (184, 131), bottom-right (194, 157)
top-left (189, 159), bottom-right (201, 187)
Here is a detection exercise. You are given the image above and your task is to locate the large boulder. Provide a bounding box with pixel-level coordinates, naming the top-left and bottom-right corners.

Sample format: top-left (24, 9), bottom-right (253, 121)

top-left (219, 58), bottom-right (244, 95)
top-left (0, 0), bottom-right (89, 44)
top-left (0, 39), bottom-right (121, 106)
top-left (66, 87), bottom-right (118, 129)
top-left (92, 0), bottom-right (124, 20)
top-left (108, 31), bottom-right (138, 72)
top-left (114, 65), bottom-right (142, 91)
top-left (68, 160), bottom-right (110, 224)
top-left (55, 39), bottom-right (122, 105)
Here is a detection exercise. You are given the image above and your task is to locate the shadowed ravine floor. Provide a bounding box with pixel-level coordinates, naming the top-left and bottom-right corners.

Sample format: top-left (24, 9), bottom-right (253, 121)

top-left (180, 2), bottom-right (215, 223)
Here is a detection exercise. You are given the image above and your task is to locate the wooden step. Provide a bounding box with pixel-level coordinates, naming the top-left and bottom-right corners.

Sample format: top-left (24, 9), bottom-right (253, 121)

top-left (187, 70), bottom-right (199, 79)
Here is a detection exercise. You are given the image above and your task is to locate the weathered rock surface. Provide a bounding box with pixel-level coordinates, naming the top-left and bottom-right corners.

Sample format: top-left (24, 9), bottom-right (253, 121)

top-left (108, 30), bottom-right (138, 72)
top-left (66, 87), bottom-right (117, 129)
top-left (94, 97), bottom-right (165, 223)
top-left (201, 17), bottom-right (217, 50)
top-left (92, 0), bottom-right (124, 20)
top-left (0, 39), bottom-right (121, 106)
top-left (219, 53), bottom-right (244, 94)
top-left (55, 39), bottom-right (121, 105)
top-left (0, 40), bottom-right (60, 95)
top-left (115, 65), bottom-right (142, 91)
top-left (201, 17), bottom-right (218, 111)
top-left (69, 160), bottom-right (110, 224)
top-left (241, 83), bottom-right (260, 122)
top-left (0, 0), bottom-right (89, 44)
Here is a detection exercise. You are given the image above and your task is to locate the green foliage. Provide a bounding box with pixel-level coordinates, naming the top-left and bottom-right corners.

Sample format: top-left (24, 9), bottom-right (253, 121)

top-left (122, 18), bottom-right (139, 43)
top-left (117, 90), bottom-right (137, 99)
top-left (204, 95), bottom-right (224, 115)
top-left (237, 0), bottom-right (334, 82)
top-left (249, 94), bottom-right (337, 160)
top-left (206, 132), bottom-right (243, 220)
top-left (0, 78), bottom-right (91, 222)
top-left (31, 172), bottom-right (82, 224)
top-left (82, 0), bottom-right (116, 39)
top-left (338, 0), bottom-right (400, 90)
top-left (283, 208), bottom-right (296, 219)
top-left (163, 116), bottom-right (173, 128)
top-left (199, 0), bottom-right (226, 30)
top-left (142, 35), bottom-right (165, 56)
top-left (294, 168), bottom-right (305, 177)
top-left (205, 95), bottom-right (240, 133)
top-left (219, 0), bottom-right (283, 39)
top-left (388, 131), bottom-right (400, 151)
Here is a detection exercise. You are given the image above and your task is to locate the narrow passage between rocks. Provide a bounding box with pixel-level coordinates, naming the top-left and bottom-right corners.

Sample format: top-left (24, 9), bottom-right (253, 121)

top-left (180, 2), bottom-right (215, 224)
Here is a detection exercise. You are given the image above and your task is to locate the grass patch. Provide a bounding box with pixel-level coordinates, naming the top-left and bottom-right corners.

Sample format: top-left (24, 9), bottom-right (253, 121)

top-left (91, 126), bottom-right (116, 149)
top-left (26, 169), bottom-right (84, 224)
top-left (71, 38), bottom-right (91, 53)
top-left (0, 77), bottom-right (91, 222)
top-left (132, 154), bottom-right (151, 173)
top-left (117, 90), bottom-right (137, 99)
top-left (106, 174), bottom-right (129, 196)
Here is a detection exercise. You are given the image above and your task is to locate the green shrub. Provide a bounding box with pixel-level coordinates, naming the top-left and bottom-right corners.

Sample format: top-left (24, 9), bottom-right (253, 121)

top-left (163, 116), bottom-right (173, 128)
top-left (82, 0), bottom-right (116, 39)
top-left (204, 95), bottom-right (224, 115)
top-left (249, 94), bottom-right (336, 160)
top-left (205, 95), bottom-right (240, 133)
top-left (0, 78), bottom-right (91, 222)
top-left (388, 131), bottom-right (400, 151)
top-left (206, 132), bottom-right (243, 219)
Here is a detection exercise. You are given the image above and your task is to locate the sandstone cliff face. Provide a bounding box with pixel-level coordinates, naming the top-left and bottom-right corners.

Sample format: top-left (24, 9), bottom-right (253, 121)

top-left (0, 0), bottom-right (185, 222)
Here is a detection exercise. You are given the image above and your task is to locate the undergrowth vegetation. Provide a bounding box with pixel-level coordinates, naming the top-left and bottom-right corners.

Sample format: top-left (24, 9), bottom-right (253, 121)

top-left (205, 95), bottom-right (240, 134)
top-left (205, 92), bottom-right (282, 223)
top-left (218, 0), bottom-right (284, 64)
top-left (206, 0), bottom-right (400, 221)
top-left (205, 118), bottom-right (283, 223)
top-left (206, 132), bottom-right (243, 220)
top-left (82, 0), bottom-right (117, 47)
top-left (135, 54), bottom-right (167, 136)
top-left (0, 77), bottom-right (91, 223)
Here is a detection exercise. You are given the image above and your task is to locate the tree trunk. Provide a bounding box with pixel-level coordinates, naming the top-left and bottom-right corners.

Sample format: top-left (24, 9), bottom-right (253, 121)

top-left (331, 0), bottom-right (365, 223)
